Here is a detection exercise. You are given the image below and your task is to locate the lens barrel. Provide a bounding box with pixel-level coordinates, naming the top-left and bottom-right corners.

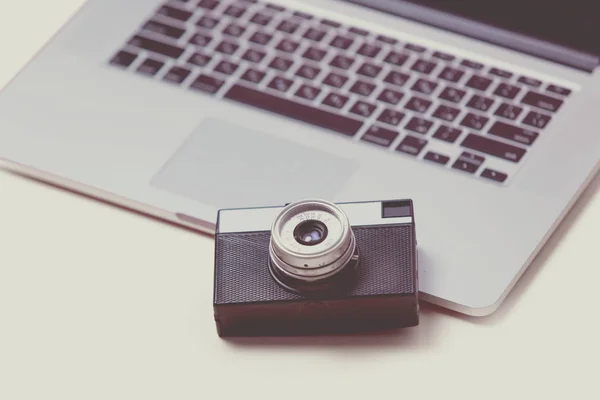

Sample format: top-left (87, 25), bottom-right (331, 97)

top-left (268, 199), bottom-right (359, 294)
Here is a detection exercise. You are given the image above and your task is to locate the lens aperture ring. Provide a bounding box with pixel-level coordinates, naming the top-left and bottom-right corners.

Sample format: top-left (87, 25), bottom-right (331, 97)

top-left (269, 199), bottom-right (357, 284)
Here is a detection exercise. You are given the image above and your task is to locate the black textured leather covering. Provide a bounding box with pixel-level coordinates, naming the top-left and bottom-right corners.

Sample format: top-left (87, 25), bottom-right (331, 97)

top-left (214, 225), bottom-right (415, 305)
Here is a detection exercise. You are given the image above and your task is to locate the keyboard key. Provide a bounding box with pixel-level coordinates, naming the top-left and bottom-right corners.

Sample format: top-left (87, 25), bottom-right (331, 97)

top-left (411, 59), bottom-right (437, 74)
top-left (157, 5), bottom-right (192, 21)
top-left (384, 71), bottom-right (410, 87)
top-left (128, 35), bottom-right (184, 59)
top-left (322, 92), bottom-right (349, 109)
top-left (376, 35), bottom-right (397, 44)
top-left (361, 125), bottom-right (399, 147)
top-left (518, 76), bottom-right (542, 87)
top-left (198, 0), bottom-right (219, 10)
top-left (265, 3), bottom-right (286, 11)
top-left (224, 4), bottom-right (246, 17)
top-left (438, 87), bottom-right (466, 103)
top-left (452, 152), bottom-right (484, 174)
top-left (396, 135), bottom-right (427, 156)
top-left (349, 100), bottom-right (377, 118)
top-left (488, 121), bottom-right (539, 146)
top-left (489, 68), bottom-right (512, 79)
top-left (438, 67), bottom-right (464, 83)
top-left (460, 113), bottom-right (489, 130)
top-left (460, 59), bottom-right (484, 70)
top-left (296, 64), bottom-right (321, 80)
top-left (424, 151), bottom-right (450, 165)
top-left (330, 35), bottom-right (354, 50)
top-left (411, 78), bottom-right (438, 95)
top-left (466, 94), bottom-right (494, 112)
top-left (142, 20), bottom-right (186, 39)
top-left (223, 23), bottom-right (246, 37)
top-left (323, 72), bottom-right (348, 88)
top-left (136, 58), bottom-right (164, 76)
top-left (276, 19), bottom-right (300, 34)
top-left (269, 56), bottom-right (293, 71)
top-left (242, 48), bottom-right (266, 63)
top-left (301, 47), bottom-right (326, 62)
top-left (547, 84), bottom-right (571, 97)
top-left (350, 80), bottom-right (376, 97)
top-left (240, 67), bottom-right (266, 84)
top-left (303, 27), bottom-right (327, 42)
top-left (276, 39), bottom-right (300, 53)
top-left (295, 84), bottom-right (321, 101)
top-left (432, 105), bottom-right (460, 122)
top-left (356, 62), bottom-right (382, 78)
top-left (268, 76), bottom-right (294, 93)
top-left (461, 133), bottom-right (526, 162)
top-left (404, 96), bottom-right (432, 114)
top-left (384, 51), bottom-right (409, 67)
top-left (349, 27), bottom-right (369, 36)
top-left (494, 83), bottom-right (520, 100)
top-left (189, 32), bottom-right (212, 46)
top-left (377, 88), bottom-right (404, 105)
top-left (521, 91), bottom-right (563, 112)
top-left (357, 43), bottom-right (382, 58)
top-left (249, 31), bottom-right (273, 45)
top-left (377, 109), bottom-right (405, 126)
top-left (466, 74), bottom-right (493, 91)
top-left (522, 111), bottom-right (552, 129)
top-left (215, 40), bottom-right (239, 55)
top-left (330, 55), bottom-right (354, 69)
top-left (190, 74), bottom-right (225, 94)
top-left (225, 85), bottom-right (363, 136)
top-left (196, 15), bottom-right (220, 29)
top-left (432, 51), bottom-right (454, 61)
top-left (405, 117), bottom-right (433, 135)
top-left (187, 52), bottom-right (211, 66)
top-left (109, 50), bottom-right (137, 67)
top-left (481, 168), bottom-right (508, 183)
top-left (320, 19), bottom-right (341, 28)
top-left (214, 60), bottom-right (239, 75)
top-left (405, 43), bottom-right (426, 53)
top-left (250, 13), bottom-right (272, 26)
top-left (494, 103), bottom-right (523, 120)
top-left (433, 125), bottom-right (462, 143)
top-left (294, 11), bottom-right (313, 19)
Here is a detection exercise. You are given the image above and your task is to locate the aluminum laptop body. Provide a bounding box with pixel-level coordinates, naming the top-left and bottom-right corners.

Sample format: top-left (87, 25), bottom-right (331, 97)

top-left (0, 0), bottom-right (599, 316)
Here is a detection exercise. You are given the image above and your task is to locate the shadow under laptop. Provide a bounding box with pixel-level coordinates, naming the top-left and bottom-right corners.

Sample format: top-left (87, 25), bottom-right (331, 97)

top-left (219, 305), bottom-right (443, 351)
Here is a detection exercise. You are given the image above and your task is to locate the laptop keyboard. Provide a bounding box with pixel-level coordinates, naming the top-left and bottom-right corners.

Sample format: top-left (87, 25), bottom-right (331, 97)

top-left (108, 0), bottom-right (574, 185)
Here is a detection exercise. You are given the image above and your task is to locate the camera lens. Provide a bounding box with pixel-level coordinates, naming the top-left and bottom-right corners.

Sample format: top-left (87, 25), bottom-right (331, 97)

top-left (293, 220), bottom-right (328, 246)
top-left (268, 199), bottom-right (359, 294)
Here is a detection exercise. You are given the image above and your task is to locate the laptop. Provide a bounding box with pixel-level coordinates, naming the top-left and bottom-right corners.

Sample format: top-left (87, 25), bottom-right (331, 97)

top-left (0, 0), bottom-right (599, 317)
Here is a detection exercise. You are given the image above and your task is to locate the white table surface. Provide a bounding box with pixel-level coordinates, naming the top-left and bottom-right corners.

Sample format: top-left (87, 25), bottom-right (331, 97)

top-left (1, 1), bottom-right (599, 399)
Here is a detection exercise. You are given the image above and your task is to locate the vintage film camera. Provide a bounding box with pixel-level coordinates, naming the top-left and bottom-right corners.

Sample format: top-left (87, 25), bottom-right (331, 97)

top-left (213, 198), bottom-right (419, 336)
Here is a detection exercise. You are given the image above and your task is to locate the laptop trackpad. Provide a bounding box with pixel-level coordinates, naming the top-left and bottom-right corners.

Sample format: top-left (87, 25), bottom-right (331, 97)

top-left (151, 118), bottom-right (359, 209)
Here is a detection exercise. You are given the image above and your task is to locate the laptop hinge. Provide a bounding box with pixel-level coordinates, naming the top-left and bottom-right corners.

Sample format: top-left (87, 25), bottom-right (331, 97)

top-left (343, 0), bottom-right (600, 73)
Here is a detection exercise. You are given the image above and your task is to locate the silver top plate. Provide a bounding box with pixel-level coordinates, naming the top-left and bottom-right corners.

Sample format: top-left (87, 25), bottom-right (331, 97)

top-left (217, 200), bottom-right (414, 233)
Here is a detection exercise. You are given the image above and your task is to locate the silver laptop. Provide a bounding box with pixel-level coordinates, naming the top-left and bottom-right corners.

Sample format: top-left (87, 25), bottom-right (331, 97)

top-left (1, 0), bottom-right (599, 316)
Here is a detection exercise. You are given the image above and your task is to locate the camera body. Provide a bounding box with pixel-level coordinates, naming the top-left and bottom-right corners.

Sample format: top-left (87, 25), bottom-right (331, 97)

top-left (213, 198), bottom-right (419, 337)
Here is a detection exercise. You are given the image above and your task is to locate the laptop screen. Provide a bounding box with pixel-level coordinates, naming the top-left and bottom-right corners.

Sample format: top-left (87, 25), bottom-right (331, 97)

top-left (398, 0), bottom-right (599, 56)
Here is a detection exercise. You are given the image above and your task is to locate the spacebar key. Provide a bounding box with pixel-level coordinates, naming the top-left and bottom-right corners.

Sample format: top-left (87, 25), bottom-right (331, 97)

top-left (224, 84), bottom-right (363, 136)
